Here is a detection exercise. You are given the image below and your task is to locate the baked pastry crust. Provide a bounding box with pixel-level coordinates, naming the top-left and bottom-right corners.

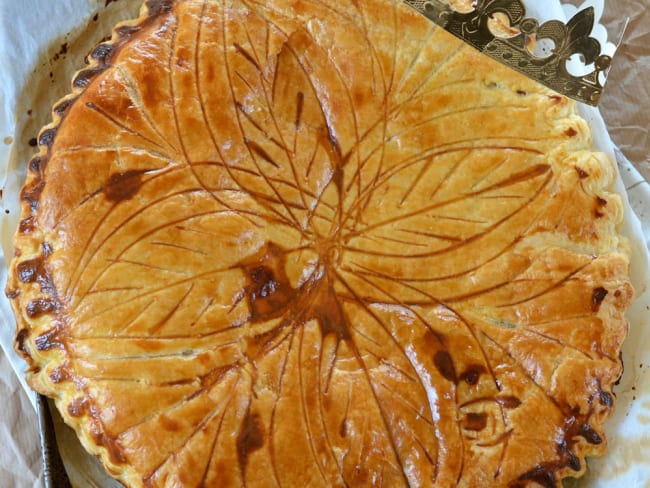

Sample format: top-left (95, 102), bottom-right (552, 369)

top-left (7, 0), bottom-right (633, 486)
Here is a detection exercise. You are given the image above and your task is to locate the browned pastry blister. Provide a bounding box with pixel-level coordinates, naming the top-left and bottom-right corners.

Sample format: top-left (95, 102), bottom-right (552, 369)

top-left (6, 0), bottom-right (633, 486)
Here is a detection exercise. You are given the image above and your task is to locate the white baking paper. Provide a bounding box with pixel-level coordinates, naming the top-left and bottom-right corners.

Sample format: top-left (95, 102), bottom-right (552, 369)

top-left (0, 1), bottom-right (648, 487)
top-left (0, 349), bottom-right (41, 487)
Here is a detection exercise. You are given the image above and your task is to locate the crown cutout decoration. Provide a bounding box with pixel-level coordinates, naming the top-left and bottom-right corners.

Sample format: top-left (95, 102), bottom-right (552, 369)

top-left (403, 0), bottom-right (617, 105)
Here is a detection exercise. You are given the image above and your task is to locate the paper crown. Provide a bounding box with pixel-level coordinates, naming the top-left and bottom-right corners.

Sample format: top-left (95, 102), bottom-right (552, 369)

top-left (403, 0), bottom-right (618, 106)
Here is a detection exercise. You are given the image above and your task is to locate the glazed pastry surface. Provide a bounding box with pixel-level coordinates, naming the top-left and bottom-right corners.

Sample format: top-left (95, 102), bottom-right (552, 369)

top-left (8, 0), bottom-right (632, 486)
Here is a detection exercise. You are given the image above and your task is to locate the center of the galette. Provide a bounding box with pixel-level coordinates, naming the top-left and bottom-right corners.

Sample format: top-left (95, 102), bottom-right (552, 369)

top-left (314, 237), bottom-right (342, 268)
top-left (238, 238), bottom-right (350, 351)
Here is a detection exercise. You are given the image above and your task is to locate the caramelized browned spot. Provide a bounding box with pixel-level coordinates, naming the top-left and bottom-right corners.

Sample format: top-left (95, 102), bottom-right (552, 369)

top-left (242, 244), bottom-right (294, 323)
top-left (160, 415), bottom-right (180, 432)
top-left (496, 396), bottom-right (522, 409)
top-left (21, 180), bottom-right (45, 212)
top-left (578, 423), bottom-right (603, 445)
top-left (339, 419), bottom-right (347, 438)
top-left (241, 242), bottom-right (352, 344)
top-left (104, 170), bottom-right (146, 202)
top-left (237, 410), bottom-right (265, 476)
top-left (34, 327), bottom-right (64, 350)
top-left (15, 329), bottom-right (29, 355)
top-left (460, 365), bottom-right (486, 386)
top-left (53, 98), bottom-right (75, 117)
top-left (6, 289), bottom-right (19, 299)
top-left (595, 196), bottom-right (608, 218)
top-left (28, 155), bottom-right (42, 174)
top-left (68, 397), bottom-right (89, 417)
top-left (462, 413), bottom-right (488, 432)
top-left (511, 465), bottom-right (557, 488)
top-left (599, 390), bottom-right (613, 408)
top-left (26, 298), bottom-right (58, 318)
top-left (17, 257), bottom-right (46, 284)
top-left (592, 287), bottom-right (609, 312)
top-left (19, 216), bottom-right (35, 233)
top-left (49, 365), bottom-right (70, 383)
top-left (434, 350), bottom-right (457, 383)
top-left (38, 128), bottom-right (57, 148)
top-left (91, 428), bottom-right (127, 465)
top-left (575, 166), bottom-right (589, 179)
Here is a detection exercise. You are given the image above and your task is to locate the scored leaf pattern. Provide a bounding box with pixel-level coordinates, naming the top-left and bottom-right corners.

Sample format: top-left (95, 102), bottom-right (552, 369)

top-left (25, 0), bottom-right (629, 486)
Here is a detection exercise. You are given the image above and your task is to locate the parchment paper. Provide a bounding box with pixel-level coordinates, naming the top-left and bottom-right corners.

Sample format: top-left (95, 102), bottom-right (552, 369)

top-left (600, 0), bottom-right (650, 182)
top-left (0, 1), bottom-right (648, 487)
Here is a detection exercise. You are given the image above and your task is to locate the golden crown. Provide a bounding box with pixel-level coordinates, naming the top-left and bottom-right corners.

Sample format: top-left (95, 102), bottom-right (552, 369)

top-left (403, 0), bottom-right (615, 106)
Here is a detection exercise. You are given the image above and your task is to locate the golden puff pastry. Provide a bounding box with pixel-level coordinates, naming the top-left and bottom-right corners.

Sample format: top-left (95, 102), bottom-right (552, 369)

top-left (7, 0), bottom-right (632, 486)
